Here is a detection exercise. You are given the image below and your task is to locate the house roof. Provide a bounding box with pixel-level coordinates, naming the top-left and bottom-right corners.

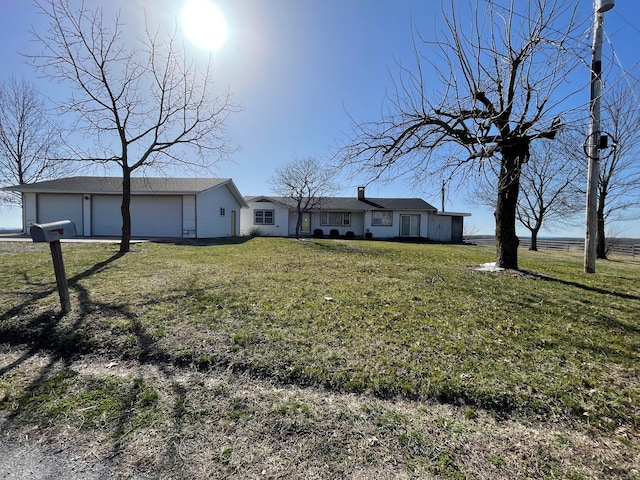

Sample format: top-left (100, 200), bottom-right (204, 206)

top-left (245, 195), bottom-right (438, 212)
top-left (4, 176), bottom-right (231, 194)
top-left (4, 176), bottom-right (249, 208)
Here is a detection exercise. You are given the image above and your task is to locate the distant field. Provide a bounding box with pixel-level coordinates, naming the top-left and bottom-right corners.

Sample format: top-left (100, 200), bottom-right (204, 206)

top-left (1, 238), bottom-right (638, 478)
top-left (466, 235), bottom-right (640, 256)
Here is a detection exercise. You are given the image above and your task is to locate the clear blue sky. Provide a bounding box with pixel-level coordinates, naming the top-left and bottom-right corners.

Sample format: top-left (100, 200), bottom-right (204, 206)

top-left (1, 0), bottom-right (639, 238)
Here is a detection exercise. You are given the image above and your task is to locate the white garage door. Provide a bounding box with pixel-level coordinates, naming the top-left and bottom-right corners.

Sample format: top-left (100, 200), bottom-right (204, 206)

top-left (91, 195), bottom-right (122, 236)
top-left (92, 195), bottom-right (182, 237)
top-left (37, 194), bottom-right (83, 233)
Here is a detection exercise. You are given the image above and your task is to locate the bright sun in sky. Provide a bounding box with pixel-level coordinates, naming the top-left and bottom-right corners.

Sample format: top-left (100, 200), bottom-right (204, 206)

top-left (181, 0), bottom-right (227, 51)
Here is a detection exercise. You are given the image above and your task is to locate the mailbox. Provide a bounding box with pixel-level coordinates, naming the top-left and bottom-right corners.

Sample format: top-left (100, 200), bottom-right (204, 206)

top-left (30, 220), bottom-right (77, 243)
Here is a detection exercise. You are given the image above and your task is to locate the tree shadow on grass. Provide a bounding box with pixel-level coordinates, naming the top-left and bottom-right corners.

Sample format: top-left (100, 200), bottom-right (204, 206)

top-left (152, 236), bottom-right (254, 247)
top-left (521, 269), bottom-right (640, 301)
top-left (0, 252), bottom-right (127, 364)
top-left (517, 270), bottom-right (640, 338)
top-left (0, 250), bottom-right (193, 473)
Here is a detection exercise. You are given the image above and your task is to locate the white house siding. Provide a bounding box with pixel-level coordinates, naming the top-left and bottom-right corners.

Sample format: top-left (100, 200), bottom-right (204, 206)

top-left (92, 195), bottom-right (182, 237)
top-left (197, 185), bottom-right (240, 237)
top-left (314, 211), bottom-right (364, 237)
top-left (241, 201), bottom-right (290, 237)
top-left (287, 211), bottom-right (299, 236)
top-left (23, 192), bottom-right (37, 231)
top-left (182, 195), bottom-right (197, 238)
top-left (428, 214), bottom-right (452, 242)
top-left (82, 195), bottom-right (91, 236)
top-left (365, 211), bottom-right (428, 239)
top-left (237, 198), bottom-right (468, 241)
top-left (350, 212), bottom-right (365, 236)
top-left (37, 193), bottom-right (83, 234)
top-left (365, 211), bottom-right (396, 238)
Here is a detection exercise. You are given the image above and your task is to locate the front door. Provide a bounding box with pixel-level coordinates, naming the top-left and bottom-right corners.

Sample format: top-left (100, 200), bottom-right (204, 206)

top-left (301, 212), bottom-right (311, 234)
top-left (400, 214), bottom-right (420, 237)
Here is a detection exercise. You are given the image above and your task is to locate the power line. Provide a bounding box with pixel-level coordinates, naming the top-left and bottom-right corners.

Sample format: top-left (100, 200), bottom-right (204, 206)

top-left (611, 8), bottom-right (640, 36)
top-left (603, 30), bottom-right (640, 103)
top-left (483, 0), bottom-right (593, 45)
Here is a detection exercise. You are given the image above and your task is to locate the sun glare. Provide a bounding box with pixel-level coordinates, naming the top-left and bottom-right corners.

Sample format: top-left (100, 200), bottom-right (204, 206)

top-left (181, 0), bottom-right (227, 51)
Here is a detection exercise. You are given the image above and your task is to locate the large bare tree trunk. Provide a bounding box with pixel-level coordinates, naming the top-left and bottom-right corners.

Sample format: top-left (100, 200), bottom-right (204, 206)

top-left (495, 155), bottom-right (521, 269)
top-left (120, 169), bottom-right (131, 254)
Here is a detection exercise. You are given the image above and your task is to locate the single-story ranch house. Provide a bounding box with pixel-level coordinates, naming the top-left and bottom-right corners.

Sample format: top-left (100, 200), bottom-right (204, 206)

top-left (241, 187), bottom-right (470, 242)
top-left (4, 176), bottom-right (247, 238)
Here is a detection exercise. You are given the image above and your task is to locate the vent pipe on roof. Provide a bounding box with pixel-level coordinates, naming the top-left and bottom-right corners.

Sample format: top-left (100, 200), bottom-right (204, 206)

top-left (357, 186), bottom-right (365, 200)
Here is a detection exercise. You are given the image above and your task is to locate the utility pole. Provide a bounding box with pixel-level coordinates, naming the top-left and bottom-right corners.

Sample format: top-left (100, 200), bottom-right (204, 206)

top-left (585, 0), bottom-right (614, 273)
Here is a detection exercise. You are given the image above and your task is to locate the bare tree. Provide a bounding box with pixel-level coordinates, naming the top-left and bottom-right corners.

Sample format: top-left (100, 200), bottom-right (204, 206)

top-left (595, 82), bottom-right (640, 258)
top-left (338, 0), bottom-right (585, 269)
top-left (472, 132), bottom-right (584, 251)
top-left (269, 157), bottom-right (337, 238)
top-left (27, 0), bottom-right (238, 253)
top-left (516, 136), bottom-right (584, 250)
top-left (0, 77), bottom-right (66, 210)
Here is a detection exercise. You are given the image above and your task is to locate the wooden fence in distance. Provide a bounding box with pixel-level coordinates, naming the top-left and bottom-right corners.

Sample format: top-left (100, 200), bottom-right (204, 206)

top-left (464, 236), bottom-right (640, 257)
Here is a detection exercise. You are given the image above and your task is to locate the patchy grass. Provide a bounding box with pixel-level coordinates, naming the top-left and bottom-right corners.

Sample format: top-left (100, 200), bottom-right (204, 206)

top-left (0, 238), bottom-right (639, 478)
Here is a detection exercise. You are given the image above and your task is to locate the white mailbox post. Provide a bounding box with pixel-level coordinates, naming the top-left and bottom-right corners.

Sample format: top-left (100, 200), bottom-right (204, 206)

top-left (30, 220), bottom-right (77, 314)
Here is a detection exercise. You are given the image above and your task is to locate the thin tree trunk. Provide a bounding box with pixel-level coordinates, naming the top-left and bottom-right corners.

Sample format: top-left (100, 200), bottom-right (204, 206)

top-left (495, 155), bottom-right (521, 269)
top-left (295, 212), bottom-right (301, 239)
top-left (119, 168), bottom-right (131, 254)
top-left (596, 197), bottom-right (607, 259)
top-left (529, 229), bottom-right (539, 251)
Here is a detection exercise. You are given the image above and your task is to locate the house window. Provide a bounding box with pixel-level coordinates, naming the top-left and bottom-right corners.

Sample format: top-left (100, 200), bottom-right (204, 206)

top-left (254, 209), bottom-right (274, 225)
top-left (372, 211), bottom-right (393, 226)
top-left (320, 211), bottom-right (350, 226)
top-left (220, 208), bottom-right (226, 216)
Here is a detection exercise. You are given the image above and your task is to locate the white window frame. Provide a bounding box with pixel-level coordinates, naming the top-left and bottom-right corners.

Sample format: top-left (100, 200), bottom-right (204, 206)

top-left (372, 210), bottom-right (393, 226)
top-left (254, 209), bottom-right (274, 225)
top-left (320, 211), bottom-right (351, 226)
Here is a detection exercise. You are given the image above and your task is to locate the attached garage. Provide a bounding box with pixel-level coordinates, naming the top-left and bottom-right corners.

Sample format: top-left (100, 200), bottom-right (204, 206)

top-left (92, 195), bottom-right (182, 237)
top-left (37, 193), bottom-right (83, 230)
top-left (4, 176), bottom-right (248, 239)
top-left (130, 196), bottom-right (182, 237)
top-left (91, 195), bottom-right (120, 236)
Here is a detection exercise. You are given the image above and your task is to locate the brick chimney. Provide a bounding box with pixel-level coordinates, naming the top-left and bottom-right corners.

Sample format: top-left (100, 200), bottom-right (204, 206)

top-left (357, 186), bottom-right (365, 200)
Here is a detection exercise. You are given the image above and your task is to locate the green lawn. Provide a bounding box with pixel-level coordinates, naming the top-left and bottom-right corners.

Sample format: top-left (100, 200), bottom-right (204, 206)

top-left (1, 238), bottom-right (638, 478)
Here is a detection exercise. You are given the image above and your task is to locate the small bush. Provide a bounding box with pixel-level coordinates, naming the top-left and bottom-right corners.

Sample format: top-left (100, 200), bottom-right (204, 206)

top-left (345, 231), bottom-right (355, 239)
top-left (330, 229), bottom-right (340, 238)
top-left (365, 231), bottom-right (373, 240)
top-left (313, 229), bottom-right (324, 238)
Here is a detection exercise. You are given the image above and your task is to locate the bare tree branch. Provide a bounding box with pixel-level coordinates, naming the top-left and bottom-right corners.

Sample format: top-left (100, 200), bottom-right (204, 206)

top-left (269, 157), bottom-right (338, 238)
top-left (25, 0), bottom-right (239, 252)
top-left (595, 80), bottom-right (640, 256)
top-left (336, 0), bottom-right (586, 269)
top-left (0, 77), bottom-right (71, 211)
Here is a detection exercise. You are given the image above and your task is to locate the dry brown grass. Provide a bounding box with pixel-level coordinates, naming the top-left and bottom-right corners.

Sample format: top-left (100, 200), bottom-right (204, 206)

top-left (2, 348), bottom-right (638, 479)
